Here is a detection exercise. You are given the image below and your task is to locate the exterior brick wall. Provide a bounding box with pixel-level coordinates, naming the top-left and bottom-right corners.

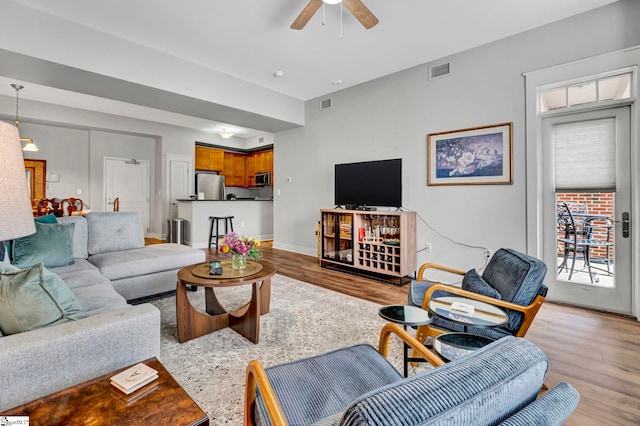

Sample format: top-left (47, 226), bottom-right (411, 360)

top-left (557, 193), bottom-right (614, 261)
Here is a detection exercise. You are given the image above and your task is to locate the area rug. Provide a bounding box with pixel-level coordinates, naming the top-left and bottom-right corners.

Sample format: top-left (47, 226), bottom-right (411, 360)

top-left (149, 274), bottom-right (423, 425)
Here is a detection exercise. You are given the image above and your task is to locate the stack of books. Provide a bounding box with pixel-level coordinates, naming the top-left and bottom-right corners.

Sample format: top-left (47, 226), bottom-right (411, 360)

top-left (110, 363), bottom-right (158, 394)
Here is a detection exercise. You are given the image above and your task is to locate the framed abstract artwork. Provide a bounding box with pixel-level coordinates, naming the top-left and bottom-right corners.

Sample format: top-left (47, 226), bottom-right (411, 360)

top-left (427, 122), bottom-right (513, 186)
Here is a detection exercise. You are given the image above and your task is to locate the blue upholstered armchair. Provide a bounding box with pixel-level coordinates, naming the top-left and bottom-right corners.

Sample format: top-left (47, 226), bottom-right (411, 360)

top-left (408, 248), bottom-right (548, 343)
top-left (244, 324), bottom-right (579, 425)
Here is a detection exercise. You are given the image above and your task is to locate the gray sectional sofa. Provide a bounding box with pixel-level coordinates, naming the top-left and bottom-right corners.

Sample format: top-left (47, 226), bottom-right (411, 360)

top-left (0, 212), bottom-right (206, 410)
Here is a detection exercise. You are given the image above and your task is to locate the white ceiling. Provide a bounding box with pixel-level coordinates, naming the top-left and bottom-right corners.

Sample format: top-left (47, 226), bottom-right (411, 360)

top-left (1, 0), bottom-right (620, 137)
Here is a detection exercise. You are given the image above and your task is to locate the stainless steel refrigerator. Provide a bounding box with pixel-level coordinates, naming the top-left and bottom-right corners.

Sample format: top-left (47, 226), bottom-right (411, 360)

top-left (195, 172), bottom-right (225, 200)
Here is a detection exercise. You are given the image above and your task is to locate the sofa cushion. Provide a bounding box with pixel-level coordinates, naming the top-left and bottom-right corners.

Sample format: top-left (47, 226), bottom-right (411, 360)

top-left (11, 222), bottom-right (75, 268)
top-left (57, 216), bottom-right (89, 259)
top-left (51, 260), bottom-right (111, 290)
top-left (462, 269), bottom-right (502, 300)
top-left (86, 212), bottom-right (145, 255)
top-left (71, 282), bottom-right (127, 315)
top-left (88, 244), bottom-right (205, 281)
top-left (0, 263), bottom-right (85, 335)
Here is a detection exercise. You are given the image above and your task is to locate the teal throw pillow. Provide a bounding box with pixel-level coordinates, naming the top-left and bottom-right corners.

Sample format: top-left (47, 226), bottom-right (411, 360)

top-left (5, 214), bottom-right (58, 260)
top-left (462, 269), bottom-right (502, 300)
top-left (0, 263), bottom-right (85, 335)
top-left (12, 222), bottom-right (75, 268)
top-left (35, 213), bottom-right (58, 224)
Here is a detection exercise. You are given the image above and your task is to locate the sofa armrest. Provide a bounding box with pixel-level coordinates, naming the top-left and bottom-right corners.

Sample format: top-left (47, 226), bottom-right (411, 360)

top-left (0, 303), bottom-right (160, 410)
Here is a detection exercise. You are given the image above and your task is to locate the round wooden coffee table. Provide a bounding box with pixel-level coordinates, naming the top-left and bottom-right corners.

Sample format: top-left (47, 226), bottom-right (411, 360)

top-left (176, 260), bottom-right (276, 344)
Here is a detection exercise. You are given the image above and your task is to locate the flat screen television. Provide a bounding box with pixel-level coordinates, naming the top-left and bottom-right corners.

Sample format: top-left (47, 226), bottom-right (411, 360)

top-left (334, 158), bottom-right (402, 208)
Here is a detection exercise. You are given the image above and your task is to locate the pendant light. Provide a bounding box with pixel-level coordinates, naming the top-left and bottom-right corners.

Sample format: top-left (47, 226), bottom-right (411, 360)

top-left (11, 83), bottom-right (38, 152)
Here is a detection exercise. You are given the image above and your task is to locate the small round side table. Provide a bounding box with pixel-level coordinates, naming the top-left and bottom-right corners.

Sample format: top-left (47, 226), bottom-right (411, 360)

top-left (378, 304), bottom-right (431, 377)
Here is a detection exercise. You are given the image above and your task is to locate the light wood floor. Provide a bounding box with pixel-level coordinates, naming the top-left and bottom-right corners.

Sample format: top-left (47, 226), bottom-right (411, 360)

top-left (196, 247), bottom-right (638, 426)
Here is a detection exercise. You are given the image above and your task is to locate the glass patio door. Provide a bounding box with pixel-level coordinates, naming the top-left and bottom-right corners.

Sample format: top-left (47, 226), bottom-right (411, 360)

top-left (541, 107), bottom-right (632, 314)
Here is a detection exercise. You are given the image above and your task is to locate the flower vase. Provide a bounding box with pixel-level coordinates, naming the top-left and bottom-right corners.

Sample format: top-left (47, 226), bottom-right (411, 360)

top-left (232, 253), bottom-right (247, 270)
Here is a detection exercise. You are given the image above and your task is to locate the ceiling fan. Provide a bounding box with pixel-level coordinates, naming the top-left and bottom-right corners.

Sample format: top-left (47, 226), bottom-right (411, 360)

top-left (291, 0), bottom-right (379, 30)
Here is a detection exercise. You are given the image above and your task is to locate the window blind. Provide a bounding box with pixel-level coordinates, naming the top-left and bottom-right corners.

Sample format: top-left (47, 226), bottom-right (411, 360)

top-left (554, 118), bottom-right (616, 191)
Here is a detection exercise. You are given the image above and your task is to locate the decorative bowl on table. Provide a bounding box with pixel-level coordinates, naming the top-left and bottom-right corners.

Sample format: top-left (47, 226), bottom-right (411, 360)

top-left (188, 195), bottom-right (198, 200)
top-left (433, 332), bottom-right (495, 362)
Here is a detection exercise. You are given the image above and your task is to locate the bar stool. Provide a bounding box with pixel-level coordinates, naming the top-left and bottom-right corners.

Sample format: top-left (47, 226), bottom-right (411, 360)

top-left (209, 216), bottom-right (235, 249)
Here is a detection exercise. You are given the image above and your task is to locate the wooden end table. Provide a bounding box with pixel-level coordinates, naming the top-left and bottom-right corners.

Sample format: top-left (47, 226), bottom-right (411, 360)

top-left (0, 357), bottom-right (208, 425)
top-left (176, 260), bottom-right (276, 344)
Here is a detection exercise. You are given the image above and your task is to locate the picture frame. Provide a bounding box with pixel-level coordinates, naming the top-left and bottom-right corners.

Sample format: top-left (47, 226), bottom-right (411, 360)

top-left (427, 122), bottom-right (513, 186)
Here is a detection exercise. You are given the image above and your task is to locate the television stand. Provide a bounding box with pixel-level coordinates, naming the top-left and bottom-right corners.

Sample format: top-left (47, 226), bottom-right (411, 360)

top-left (319, 209), bottom-right (416, 285)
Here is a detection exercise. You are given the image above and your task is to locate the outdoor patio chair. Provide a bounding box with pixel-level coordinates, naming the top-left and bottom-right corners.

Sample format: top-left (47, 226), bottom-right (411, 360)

top-left (244, 323), bottom-right (579, 426)
top-left (557, 201), bottom-right (613, 283)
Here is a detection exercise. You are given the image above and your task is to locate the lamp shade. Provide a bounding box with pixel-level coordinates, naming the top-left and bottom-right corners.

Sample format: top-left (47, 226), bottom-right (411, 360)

top-left (0, 121), bottom-right (36, 240)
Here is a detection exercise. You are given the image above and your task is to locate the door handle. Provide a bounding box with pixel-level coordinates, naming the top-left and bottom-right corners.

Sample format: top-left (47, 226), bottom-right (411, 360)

top-left (622, 211), bottom-right (630, 238)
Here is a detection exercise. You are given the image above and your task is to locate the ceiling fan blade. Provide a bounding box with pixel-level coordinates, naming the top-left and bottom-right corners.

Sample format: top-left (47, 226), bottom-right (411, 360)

top-left (291, 0), bottom-right (323, 30)
top-left (343, 0), bottom-right (379, 29)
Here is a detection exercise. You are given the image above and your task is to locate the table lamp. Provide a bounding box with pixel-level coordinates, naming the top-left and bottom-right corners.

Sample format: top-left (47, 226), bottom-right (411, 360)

top-left (0, 120), bottom-right (36, 261)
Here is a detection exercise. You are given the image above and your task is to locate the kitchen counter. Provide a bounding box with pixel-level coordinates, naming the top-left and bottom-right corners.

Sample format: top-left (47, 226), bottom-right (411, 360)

top-left (177, 200), bottom-right (273, 248)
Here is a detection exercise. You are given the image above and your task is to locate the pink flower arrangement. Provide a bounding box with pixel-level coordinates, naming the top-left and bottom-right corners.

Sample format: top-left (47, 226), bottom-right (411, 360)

top-left (219, 232), bottom-right (262, 260)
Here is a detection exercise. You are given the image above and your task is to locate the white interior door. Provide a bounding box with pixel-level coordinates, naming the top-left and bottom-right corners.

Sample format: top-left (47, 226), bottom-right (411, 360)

top-left (104, 158), bottom-right (150, 234)
top-left (541, 107), bottom-right (632, 314)
top-left (167, 155), bottom-right (192, 219)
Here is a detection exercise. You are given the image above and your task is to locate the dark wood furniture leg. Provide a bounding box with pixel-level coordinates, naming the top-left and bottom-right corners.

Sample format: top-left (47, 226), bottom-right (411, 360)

top-left (177, 278), bottom-right (267, 344)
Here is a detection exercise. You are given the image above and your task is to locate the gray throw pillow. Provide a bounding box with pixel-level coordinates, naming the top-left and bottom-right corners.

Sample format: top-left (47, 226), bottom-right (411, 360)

top-left (462, 269), bottom-right (502, 300)
top-left (0, 263), bottom-right (85, 335)
top-left (11, 221), bottom-right (75, 268)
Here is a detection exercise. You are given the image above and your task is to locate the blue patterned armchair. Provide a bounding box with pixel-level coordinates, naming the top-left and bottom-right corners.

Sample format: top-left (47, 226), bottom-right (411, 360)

top-left (244, 324), bottom-right (579, 426)
top-left (408, 248), bottom-right (548, 344)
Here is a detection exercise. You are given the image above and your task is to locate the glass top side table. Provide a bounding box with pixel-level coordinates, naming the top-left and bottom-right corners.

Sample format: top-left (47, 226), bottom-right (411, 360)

top-left (378, 304), bottom-right (431, 377)
top-left (428, 296), bottom-right (507, 330)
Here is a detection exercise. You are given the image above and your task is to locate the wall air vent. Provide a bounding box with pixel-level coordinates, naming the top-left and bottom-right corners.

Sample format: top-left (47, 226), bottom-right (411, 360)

top-left (258, 137), bottom-right (265, 143)
top-left (429, 63), bottom-right (450, 80)
top-left (320, 98), bottom-right (332, 110)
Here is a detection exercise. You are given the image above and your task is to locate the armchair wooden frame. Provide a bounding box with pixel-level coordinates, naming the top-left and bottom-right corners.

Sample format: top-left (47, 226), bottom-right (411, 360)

top-left (413, 263), bottom-right (546, 347)
top-left (244, 323), bottom-right (445, 426)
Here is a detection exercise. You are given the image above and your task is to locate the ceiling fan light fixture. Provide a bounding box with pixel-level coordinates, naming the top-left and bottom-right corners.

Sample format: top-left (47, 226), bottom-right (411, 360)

top-left (323, 0), bottom-right (342, 4)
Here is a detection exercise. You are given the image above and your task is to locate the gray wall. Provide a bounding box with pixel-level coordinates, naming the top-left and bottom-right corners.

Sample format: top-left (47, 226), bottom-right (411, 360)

top-left (273, 0), bottom-right (640, 271)
top-left (0, 98), bottom-right (248, 238)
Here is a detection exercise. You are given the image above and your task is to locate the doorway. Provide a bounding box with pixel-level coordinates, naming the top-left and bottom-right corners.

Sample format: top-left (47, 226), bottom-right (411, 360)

top-left (104, 157), bottom-right (150, 235)
top-left (541, 107), bottom-right (632, 314)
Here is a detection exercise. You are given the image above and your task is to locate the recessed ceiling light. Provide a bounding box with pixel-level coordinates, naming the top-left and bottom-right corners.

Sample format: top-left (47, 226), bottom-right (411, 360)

top-left (331, 80), bottom-right (343, 85)
top-left (273, 70), bottom-right (285, 78)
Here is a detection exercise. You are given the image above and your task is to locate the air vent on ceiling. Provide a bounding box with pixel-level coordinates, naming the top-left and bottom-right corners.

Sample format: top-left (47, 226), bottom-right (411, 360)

top-left (258, 136), bottom-right (265, 143)
top-left (320, 98), bottom-right (332, 110)
top-left (429, 63), bottom-right (450, 80)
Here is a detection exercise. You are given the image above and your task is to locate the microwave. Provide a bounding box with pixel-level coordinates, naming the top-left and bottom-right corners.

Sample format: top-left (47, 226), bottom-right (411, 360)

top-left (255, 172), bottom-right (271, 187)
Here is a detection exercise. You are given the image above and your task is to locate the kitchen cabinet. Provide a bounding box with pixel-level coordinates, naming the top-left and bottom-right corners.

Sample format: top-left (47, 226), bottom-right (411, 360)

top-left (195, 146), bottom-right (224, 171)
top-left (245, 154), bottom-right (256, 187)
top-left (233, 154), bottom-right (245, 187)
top-left (246, 149), bottom-right (273, 186)
top-left (222, 152), bottom-right (247, 187)
top-left (196, 145), bottom-right (272, 187)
